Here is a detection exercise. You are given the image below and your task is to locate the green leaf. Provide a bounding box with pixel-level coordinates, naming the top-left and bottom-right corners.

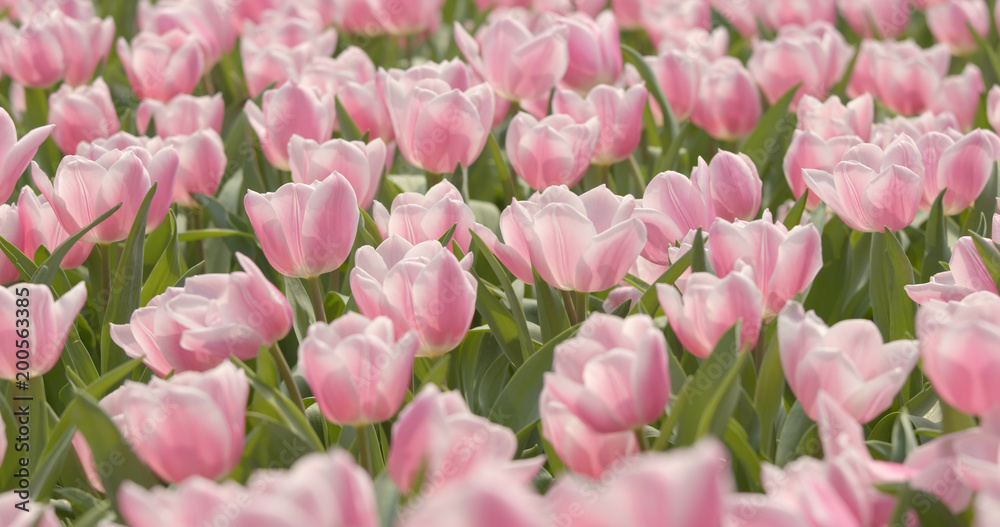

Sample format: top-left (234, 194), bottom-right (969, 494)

top-left (437, 222), bottom-right (458, 247)
top-left (0, 233), bottom-right (39, 281)
top-left (782, 190), bottom-right (809, 229)
top-left (30, 404), bottom-right (78, 500)
top-left (622, 44), bottom-right (678, 147)
top-left (741, 83), bottom-right (800, 175)
top-left (972, 232), bottom-right (1000, 291)
top-left (725, 419), bottom-right (762, 491)
top-left (532, 270), bottom-right (570, 343)
top-left (233, 357), bottom-right (324, 452)
top-left (489, 323), bottom-right (580, 436)
top-left (32, 204), bottom-right (123, 285)
top-left (487, 132), bottom-right (519, 205)
top-left (83, 357), bottom-right (145, 400)
top-left (674, 324), bottom-right (749, 446)
top-left (470, 231), bottom-right (534, 363)
top-left (638, 251), bottom-right (691, 315)
top-left (775, 401), bottom-right (814, 467)
top-left (101, 185), bottom-right (157, 374)
top-left (869, 229), bottom-right (916, 342)
top-left (335, 95), bottom-right (363, 141)
top-left (177, 229), bottom-right (256, 242)
top-left (962, 163), bottom-right (998, 237)
top-left (140, 210), bottom-right (181, 306)
top-left (921, 190), bottom-right (950, 282)
top-left (970, 22), bottom-right (1000, 82)
top-left (882, 483), bottom-right (963, 527)
top-left (72, 392), bottom-right (160, 503)
top-left (286, 276), bottom-right (316, 343)
top-left (754, 322), bottom-right (784, 459)
top-left (690, 228), bottom-right (707, 273)
top-left (656, 121), bottom-right (692, 174)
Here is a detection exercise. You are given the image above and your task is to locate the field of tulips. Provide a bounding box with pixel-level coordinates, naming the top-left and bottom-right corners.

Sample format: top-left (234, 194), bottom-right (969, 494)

top-left (8, 0), bottom-right (1000, 525)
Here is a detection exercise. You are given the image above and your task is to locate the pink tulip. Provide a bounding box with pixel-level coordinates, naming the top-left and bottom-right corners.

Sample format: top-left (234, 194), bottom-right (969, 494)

top-left (300, 313), bottom-right (418, 426)
top-left (0, 205), bottom-right (21, 284)
top-left (641, 1), bottom-right (712, 50)
top-left (710, 0), bottom-right (761, 37)
top-left (906, 426), bottom-right (1000, 513)
top-left (748, 22), bottom-right (853, 110)
top-left (287, 136), bottom-right (386, 210)
top-left (797, 94), bottom-right (873, 142)
top-left (371, 180), bottom-right (476, 252)
top-left (906, 237), bottom-right (998, 305)
top-left (387, 384), bottom-right (544, 495)
top-left (546, 439), bottom-right (732, 527)
top-left (138, 0), bottom-right (236, 65)
top-left (162, 130), bottom-right (227, 207)
top-left (118, 449), bottom-right (378, 527)
top-left (694, 151), bottom-right (763, 222)
top-left (0, 108), bottom-right (54, 204)
top-left (645, 50), bottom-right (700, 123)
top-left (928, 64), bottom-right (986, 131)
top-left (927, 0), bottom-right (990, 56)
top-left (545, 11), bottom-right (623, 92)
top-left (633, 170), bottom-right (716, 264)
top-left (17, 187), bottom-right (93, 269)
top-left (14, 0), bottom-right (95, 20)
top-left (454, 14), bottom-right (569, 101)
top-left (473, 185), bottom-right (647, 292)
top-left (783, 131), bottom-right (864, 209)
top-left (239, 10), bottom-right (338, 98)
top-left (542, 313), bottom-right (670, 433)
top-left (777, 302), bottom-right (919, 422)
top-left (33, 148), bottom-right (178, 243)
top-left (850, 40), bottom-right (951, 116)
top-left (656, 27), bottom-right (730, 61)
top-left (365, 0), bottom-right (446, 36)
top-left (330, 0), bottom-right (383, 34)
top-left (338, 79), bottom-right (395, 143)
top-left (378, 68), bottom-right (495, 174)
top-left (539, 389), bottom-right (639, 479)
top-left (136, 93), bottom-right (224, 137)
top-left (658, 264), bottom-right (764, 358)
top-left (802, 137), bottom-right (924, 232)
top-left (0, 13), bottom-right (114, 88)
top-left (398, 469), bottom-right (547, 527)
top-left (300, 46), bottom-right (375, 98)
top-left (351, 237), bottom-right (476, 356)
top-left (505, 112), bottom-right (600, 189)
top-left (691, 57), bottom-right (762, 141)
top-left (977, 494), bottom-right (1000, 527)
top-left (759, 0), bottom-right (835, 29)
top-left (552, 83), bottom-right (647, 165)
top-left (110, 253), bottom-right (293, 376)
top-left (916, 292), bottom-right (1000, 417)
top-left (0, 282), bottom-right (86, 379)
top-left (96, 362), bottom-right (248, 484)
top-left (918, 129), bottom-right (997, 215)
top-left (47, 78), bottom-right (120, 154)
top-left (837, 0), bottom-right (912, 38)
top-left (117, 30), bottom-right (205, 101)
top-left (244, 82), bottom-right (335, 171)
top-left (0, 493), bottom-right (60, 527)
top-left (988, 85), bottom-right (1000, 133)
top-left (709, 212), bottom-right (822, 316)
top-left (871, 111), bottom-right (962, 145)
top-left (245, 176), bottom-right (359, 279)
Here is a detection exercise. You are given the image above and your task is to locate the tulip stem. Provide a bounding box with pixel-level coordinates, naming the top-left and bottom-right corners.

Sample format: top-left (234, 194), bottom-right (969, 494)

top-left (356, 425), bottom-right (373, 475)
top-left (188, 207), bottom-right (204, 265)
top-left (98, 243), bottom-right (112, 311)
top-left (561, 289), bottom-right (580, 325)
top-left (306, 276), bottom-right (328, 323)
top-left (626, 154), bottom-right (646, 193)
top-left (425, 171), bottom-right (443, 189)
top-left (269, 343), bottom-right (305, 414)
top-left (635, 428), bottom-right (649, 451)
top-left (599, 164), bottom-right (617, 193)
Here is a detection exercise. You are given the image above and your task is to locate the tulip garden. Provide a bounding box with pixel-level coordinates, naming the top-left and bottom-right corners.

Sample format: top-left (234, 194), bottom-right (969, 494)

top-left (8, 0), bottom-right (1000, 525)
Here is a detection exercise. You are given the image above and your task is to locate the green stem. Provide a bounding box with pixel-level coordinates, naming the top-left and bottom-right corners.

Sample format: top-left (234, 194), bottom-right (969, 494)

top-left (752, 330), bottom-right (767, 371)
top-left (356, 425), bottom-right (373, 475)
top-left (574, 291), bottom-right (588, 321)
top-left (425, 171), bottom-right (443, 189)
top-left (652, 384), bottom-right (687, 451)
top-left (306, 275), bottom-right (328, 323)
top-left (188, 207), bottom-right (204, 266)
top-left (599, 164), bottom-right (617, 193)
top-left (98, 243), bottom-right (112, 311)
top-left (269, 343), bottom-right (305, 413)
top-left (626, 155), bottom-right (646, 194)
top-left (561, 289), bottom-right (580, 326)
top-left (635, 428), bottom-right (649, 451)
